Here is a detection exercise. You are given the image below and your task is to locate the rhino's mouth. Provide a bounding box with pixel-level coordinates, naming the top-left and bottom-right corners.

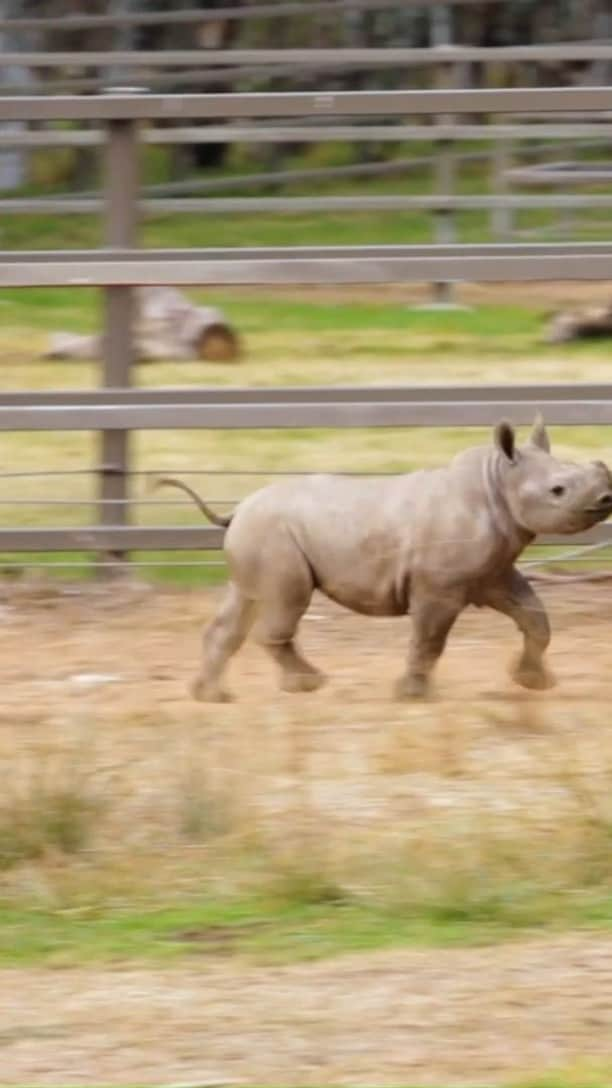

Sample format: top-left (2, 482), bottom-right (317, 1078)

top-left (584, 500), bottom-right (612, 520)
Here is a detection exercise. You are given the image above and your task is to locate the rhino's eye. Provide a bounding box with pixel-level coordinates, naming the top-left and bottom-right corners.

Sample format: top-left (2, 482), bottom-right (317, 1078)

top-left (551, 485), bottom-right (566, 497)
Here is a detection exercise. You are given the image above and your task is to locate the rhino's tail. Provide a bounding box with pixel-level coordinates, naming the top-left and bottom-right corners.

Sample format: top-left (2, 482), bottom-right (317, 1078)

top-left (153, 476), bottom-right (233, 529)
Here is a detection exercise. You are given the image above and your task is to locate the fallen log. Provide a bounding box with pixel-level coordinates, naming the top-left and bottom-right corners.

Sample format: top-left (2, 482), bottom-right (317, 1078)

top-left (43, 286), bottom-right (241, 363)
top-left (545, 301), bottom-right (612, 344)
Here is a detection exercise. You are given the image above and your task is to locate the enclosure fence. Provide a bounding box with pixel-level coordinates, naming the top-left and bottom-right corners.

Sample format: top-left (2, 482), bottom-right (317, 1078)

top-left (3, 47), bottom-right (612, 247)
top-left (2, 85), bottom-right (612, 561)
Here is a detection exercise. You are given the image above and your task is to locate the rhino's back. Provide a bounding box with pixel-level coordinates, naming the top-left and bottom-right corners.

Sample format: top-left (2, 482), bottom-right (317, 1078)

top-left (226, 472), bottom-right (430, 615)
top-left (226, 451), bottom-right (524, 611)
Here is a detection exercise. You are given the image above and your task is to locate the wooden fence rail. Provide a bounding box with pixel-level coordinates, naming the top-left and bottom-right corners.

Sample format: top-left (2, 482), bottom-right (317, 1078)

top-left (4, 194), bottom-right (612, 217)
top-left (2, 381), bottom-right (610, 407)
top-left (3, 87), bottom-right (612, 121)
top-left (9, 44), bottom-right (612, 68)
top-left (2, 122), bottom-right (612, 148)
top-left (3, 243), bottom-right (612, 286)
top-left (3, 395), bottom-right (612, 432)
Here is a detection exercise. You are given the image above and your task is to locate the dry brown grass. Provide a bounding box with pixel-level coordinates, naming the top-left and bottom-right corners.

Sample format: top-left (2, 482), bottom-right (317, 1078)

top-left (2, 581), bottom-right (612, 1084)
top-left (1, 579), bottom-right (612, 908)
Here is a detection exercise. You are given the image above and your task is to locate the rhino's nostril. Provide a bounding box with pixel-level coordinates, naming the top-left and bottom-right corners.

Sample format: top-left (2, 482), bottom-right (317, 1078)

top-left (597, 492), bottom-right (612, 507)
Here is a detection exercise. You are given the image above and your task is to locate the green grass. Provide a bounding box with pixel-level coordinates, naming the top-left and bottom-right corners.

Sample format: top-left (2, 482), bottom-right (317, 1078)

top-left (0, 551), bottom-right (227, 585)
top-left (0, 286), bottom-right (542, 338)
top-left (511, 1069), bottom-right (612, 1088)
top-left (0, 898), bottom-right (498, 966)
top-left (2, 151), bottom-right (611, 251)
top-left (3, 887), bottom-right (612, 968)
top-left (1, 166), bottom-right (612, 574)
top-left (2, 284), bottom-right (612, 581)
top-left (0, 203), bottom-right (592, 251)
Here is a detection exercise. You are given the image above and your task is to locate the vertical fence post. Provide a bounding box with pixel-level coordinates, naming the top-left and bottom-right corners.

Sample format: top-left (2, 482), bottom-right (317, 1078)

top-left (101, 91), bottom-right (139, 566)
top-left (430, 3), bottom-right (456, 307)
top-left (489, 61), bottom-right (513, 243)
top-left (491, 137), bottom-right (513, 240)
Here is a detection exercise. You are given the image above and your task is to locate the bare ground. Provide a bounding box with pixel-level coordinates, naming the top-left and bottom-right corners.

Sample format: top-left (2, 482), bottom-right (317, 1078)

top-left (2, 580), bottom-right (612, 1085)
top-left (3, 934), bottom-right (612, 1087)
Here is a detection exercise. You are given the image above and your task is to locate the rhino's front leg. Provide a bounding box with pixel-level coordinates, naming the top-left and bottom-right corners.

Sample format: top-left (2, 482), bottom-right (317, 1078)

top-left (484, 569), bottom-right (554, 691)
top-left (395, 592), bottom-right (462, 700)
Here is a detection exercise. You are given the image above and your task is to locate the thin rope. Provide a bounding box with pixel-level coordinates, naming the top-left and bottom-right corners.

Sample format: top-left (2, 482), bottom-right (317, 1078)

top-left (0, 468), bottom-right (403, 480)
top-left (0, 559), bottom-right (226, 570)
top-left (519, 539), bottom-right (612, 583)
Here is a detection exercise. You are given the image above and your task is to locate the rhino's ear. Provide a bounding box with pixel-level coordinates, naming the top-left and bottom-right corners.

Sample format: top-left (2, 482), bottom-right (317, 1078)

top-left (494, 421), bottom-right (517, 464)
top-left (529, 412), bottom-right (551, 453)
top-left (593, 459), bottom-right (612, 484)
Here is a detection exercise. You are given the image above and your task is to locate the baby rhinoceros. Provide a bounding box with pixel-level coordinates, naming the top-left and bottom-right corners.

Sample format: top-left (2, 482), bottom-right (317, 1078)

top-left (159, 416), bottom-right (612, 701)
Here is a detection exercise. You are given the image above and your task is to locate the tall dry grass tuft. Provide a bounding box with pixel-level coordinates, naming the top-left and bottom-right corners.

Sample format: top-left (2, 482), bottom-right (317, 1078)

top-left (0, 760), bottom-right (102, 871)
top-left (176, 756), bottom-right (238, 842)
top-left (4, 686), bottom-right (612, 934)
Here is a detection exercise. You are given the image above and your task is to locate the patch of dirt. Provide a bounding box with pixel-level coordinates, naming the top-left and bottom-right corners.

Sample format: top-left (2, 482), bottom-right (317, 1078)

top-left (0, 580), bottom-right (611, 830)
top-left (3, 935), bottom-right (612, 1085)
top-left (2, 582), bottom-right (612, 1084)
top-left (168, 922), bottom-right (270, 951)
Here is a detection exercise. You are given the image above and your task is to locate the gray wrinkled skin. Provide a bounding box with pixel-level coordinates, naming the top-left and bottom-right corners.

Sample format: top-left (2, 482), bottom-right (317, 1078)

top-left (160, 417), bottom-right (612, 701)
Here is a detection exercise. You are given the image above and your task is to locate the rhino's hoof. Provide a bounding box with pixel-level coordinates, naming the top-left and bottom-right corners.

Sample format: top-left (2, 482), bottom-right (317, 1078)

top-left (511, 663), bottom-right (555, 692)
top-left (190, 678), bottom-right (234, 703)
top-left (281, 670), bottom-right (326, 694)
top-left (394, 674), bottom-right (430, 700)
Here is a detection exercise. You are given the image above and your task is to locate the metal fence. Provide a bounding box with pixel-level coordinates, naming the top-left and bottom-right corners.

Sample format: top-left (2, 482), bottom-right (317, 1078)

top-left (2, 85), bottom-right (612, 560)
top-left (8, 43), bottom-right (612, 69)
top-left (2, 75), bottom-right (612, 241)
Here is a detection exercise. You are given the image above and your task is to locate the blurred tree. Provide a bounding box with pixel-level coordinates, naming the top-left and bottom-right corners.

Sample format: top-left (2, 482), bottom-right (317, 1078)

top-left (0, 0), bottom-right (38, 190)
top-left (3, 0), bottom-right (612, 189)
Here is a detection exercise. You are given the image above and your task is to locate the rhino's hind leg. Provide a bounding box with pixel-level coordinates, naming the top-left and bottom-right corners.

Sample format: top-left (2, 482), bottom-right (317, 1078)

top-left (254, 554), bottom-right (325, 694)
top-left (395, 593), bottom-right (462, 700)
top-left (484, 570), bottom-right (554, 691)
top-left (192, 583), bottom-right (255, 702)
top-left (269, 641), bottom-right (325, 694)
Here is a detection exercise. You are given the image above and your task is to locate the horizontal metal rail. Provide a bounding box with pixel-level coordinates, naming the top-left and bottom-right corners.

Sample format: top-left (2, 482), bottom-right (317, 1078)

top-left (5, 242), bottom-right (612, 263)
top-left (8, 45), bottom-right (612, 68)
top-left (0, 498), bottom-right (230, 507)
top-left (508, 162), bottom-right (612, 185)
top-left (0, 526), bottom-right (224, 552)
top-left (3, 249), bottom-right (612, 286)
top-left (1, 88), bottom-right (612, 123)
top-left (0, 558), bottom-right (226, 569)
top-left (0, 523), bottom-right (610, 553)
top-left (4, 122), bottom-right (612, 148)
top-left (0, 382), bottom-right (611, 408)
top-left (5, 194), bottom-right (612, 216)
top-left (143, 121), bottom-right (612, 143)
top-left (2, 400), bottom-right (612, 431)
